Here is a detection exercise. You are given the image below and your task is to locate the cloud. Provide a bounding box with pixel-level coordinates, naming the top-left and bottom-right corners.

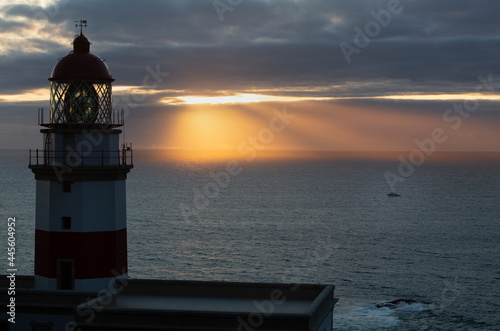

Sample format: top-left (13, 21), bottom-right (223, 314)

top-left (2, 0), bottom-right (500, 93)
top-left (1, 0), bottom-right (499, 151)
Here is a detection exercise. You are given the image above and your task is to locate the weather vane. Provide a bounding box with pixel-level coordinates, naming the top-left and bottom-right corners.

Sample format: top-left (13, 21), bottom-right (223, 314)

top-left (75, 19), bottom-right (87, 34)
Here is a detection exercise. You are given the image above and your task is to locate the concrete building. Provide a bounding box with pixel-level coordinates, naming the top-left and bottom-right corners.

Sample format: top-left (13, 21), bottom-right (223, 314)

top-left (1, 276), bottom-right (336, 330)
top-left (1, 24), bottom-right (337, 330)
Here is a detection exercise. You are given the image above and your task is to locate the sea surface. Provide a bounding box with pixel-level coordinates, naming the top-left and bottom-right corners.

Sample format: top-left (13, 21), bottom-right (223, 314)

top-left (1, 149), bottom-right (499, 330)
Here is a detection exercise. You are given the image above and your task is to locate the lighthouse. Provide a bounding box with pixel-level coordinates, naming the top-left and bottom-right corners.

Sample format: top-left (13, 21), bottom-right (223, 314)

top-left (29, 21), bottom-right (133, 291)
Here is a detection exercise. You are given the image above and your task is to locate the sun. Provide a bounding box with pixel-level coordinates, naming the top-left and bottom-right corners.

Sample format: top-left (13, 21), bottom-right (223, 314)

top-left (165, 105), bottom-right (258, 156)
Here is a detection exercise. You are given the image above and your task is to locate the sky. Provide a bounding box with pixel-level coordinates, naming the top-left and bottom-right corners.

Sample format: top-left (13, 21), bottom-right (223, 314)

top-left (0, 0), bottom-right (499, 156)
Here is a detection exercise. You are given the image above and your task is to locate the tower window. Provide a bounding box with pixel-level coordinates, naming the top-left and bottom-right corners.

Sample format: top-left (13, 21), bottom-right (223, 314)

top-left (62, 217), bottom-right (72, 230)
top-left (63, 181), bottom-right (72, 193)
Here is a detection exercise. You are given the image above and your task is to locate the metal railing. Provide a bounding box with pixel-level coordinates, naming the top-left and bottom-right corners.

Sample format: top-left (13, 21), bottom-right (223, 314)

top-left (29, 147), bottom-right (133, 167)
top-left (37, 108), bottom-right (126, 127)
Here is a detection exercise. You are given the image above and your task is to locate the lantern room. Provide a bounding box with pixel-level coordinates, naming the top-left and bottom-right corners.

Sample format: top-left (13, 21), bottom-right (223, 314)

top-left (48, 32), bottom-right (114, 126)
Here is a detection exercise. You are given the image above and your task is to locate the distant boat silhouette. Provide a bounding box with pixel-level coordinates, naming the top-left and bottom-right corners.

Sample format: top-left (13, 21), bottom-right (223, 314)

top-left (387, 192), bottom-right (401, 197)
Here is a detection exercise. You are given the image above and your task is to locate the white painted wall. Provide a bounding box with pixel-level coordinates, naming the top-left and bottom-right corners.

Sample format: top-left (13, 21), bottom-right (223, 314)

top-left (36, 180), bottom-right (126, 232)
top-left (42, 131), bottom-right (122, 166)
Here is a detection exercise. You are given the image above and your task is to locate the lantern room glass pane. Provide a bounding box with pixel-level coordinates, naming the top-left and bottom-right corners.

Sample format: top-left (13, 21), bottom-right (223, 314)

top-left (50, 80), bottom-right (112, 125)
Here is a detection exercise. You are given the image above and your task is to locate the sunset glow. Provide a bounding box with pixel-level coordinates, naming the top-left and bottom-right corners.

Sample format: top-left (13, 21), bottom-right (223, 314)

top-left (3, 86), bottom-right (499, 105)
top-left (374, 94), bottom-right (500, 101)
top-left (161, 93), bottom-right (333, 105)
top-left (0, 1), bottom-right (499, 156)
top-left (161, 93), bottom-right (500, 105)
top-left (164, 105), bottom-right (264, 153)
top-left (154, 99), bottom-right (500, 159)
top-left (0, 88), bottom-right (49, 103)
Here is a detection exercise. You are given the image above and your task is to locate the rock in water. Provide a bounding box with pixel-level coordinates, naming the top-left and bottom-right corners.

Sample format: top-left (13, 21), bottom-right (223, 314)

top-left (376, 299), bottom-right (418, 309)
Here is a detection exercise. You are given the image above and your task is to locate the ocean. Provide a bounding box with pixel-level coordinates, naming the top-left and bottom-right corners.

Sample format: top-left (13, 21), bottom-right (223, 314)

top-left (1, 149), bottom-right (499, 330)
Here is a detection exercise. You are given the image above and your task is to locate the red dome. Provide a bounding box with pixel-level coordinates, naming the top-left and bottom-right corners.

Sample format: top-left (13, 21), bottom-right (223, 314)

top-left (49, 34), bottom-right (114, 81)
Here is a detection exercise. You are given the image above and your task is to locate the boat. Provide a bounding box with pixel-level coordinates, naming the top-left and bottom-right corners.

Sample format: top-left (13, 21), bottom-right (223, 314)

top-left (387, 192), bottom-right (401, 197)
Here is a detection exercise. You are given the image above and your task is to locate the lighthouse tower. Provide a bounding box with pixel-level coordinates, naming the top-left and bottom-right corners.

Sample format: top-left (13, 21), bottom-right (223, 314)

top-left (29, 22), bottom-right (133, 291)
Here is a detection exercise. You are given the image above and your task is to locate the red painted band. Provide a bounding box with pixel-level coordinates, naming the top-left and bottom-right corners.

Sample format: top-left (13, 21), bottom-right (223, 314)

top-left (35, 229), bottom-right (127, 279)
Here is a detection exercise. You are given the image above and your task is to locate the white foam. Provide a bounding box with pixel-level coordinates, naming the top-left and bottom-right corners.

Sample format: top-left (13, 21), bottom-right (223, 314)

top-left (334, 303), bottom-right (400, 330)
top-left (334, 299), bottom-right (430, 330)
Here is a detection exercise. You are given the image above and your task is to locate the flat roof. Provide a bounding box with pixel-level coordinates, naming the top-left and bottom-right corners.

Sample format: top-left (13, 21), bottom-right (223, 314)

top-left (77, 279), bottom-right (337, 330)
top-left (0, 276), bottom-right (338, 330)
top-left (113, 279), bottom-right (329, 315)
top-left (117, 294), bottom-right (312, 314)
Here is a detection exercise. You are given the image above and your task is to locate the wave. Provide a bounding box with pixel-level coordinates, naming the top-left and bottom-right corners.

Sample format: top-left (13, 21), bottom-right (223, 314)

top-left (375, 298), bottom-right (427, 312)
top-left (334, 298), bottom-right (429, 330)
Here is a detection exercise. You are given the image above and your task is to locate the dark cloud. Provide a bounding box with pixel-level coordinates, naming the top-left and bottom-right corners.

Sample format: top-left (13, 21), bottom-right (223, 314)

top-left (1, 0), bottom-right (498, 93)
top-left (4, 4), bottom-right (42, 18)
top-left (0, 17), bottom-right (29, 30)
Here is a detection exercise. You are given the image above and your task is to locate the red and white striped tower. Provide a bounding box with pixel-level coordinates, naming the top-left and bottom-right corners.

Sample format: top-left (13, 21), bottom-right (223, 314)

top-left (29, 22), bottom-right (133, 291)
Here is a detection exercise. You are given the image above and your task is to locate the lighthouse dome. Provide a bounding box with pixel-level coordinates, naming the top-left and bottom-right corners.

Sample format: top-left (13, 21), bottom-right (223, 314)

top-left (48, 31), bottom-right (115, 125)
top-left (49, 33), bottom-right (114, 81)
